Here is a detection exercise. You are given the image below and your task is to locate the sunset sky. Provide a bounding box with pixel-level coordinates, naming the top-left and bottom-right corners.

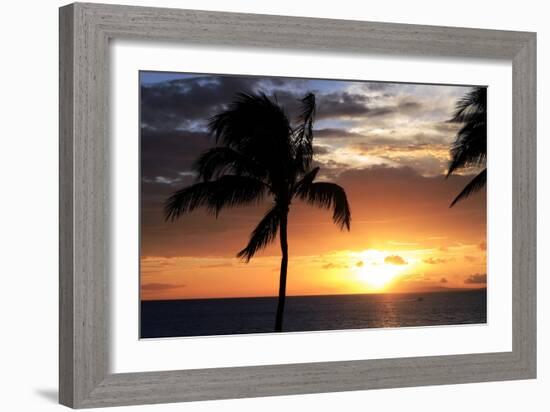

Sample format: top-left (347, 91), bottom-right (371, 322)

top-left (140, 72), bottom-right (487, 300)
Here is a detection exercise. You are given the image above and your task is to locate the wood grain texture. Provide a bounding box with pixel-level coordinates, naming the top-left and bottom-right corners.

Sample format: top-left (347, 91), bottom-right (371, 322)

top-left (59, 5), bottom-right (75, 406)
top-left (512, 34), bottom-right (537, 374)
top-left (59, 2), bottom-right (537, 408)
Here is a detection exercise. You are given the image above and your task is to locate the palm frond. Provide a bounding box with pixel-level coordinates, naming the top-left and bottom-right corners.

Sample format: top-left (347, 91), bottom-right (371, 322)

top-left (164, 175), bottom-right (267, 220)
top-left (237, 205), bottom-right (281, 262)
top-left (208, 92), bottom-right (291, 154)
top-left (292, 166), bottom-right (319, 196)
top-left (292, 93), bottom-right (316, 172)
top-left (447, 86), bottom-right (487, 181)
top-left (446, 122), bottom-right (487, 176)
top-left (208, 92), bottom-right (294, 189)
top-left (194, 146), bottom-right (267, 182)
top-left (449, 168), bottom-right (487, 207)
top-left (297, 182), bottom-right (351, 230)
top-left (449, 87), bottom-right (487, 124)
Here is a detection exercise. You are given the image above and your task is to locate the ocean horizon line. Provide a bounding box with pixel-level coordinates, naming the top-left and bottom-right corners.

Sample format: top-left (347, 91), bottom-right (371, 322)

top-left (141, 287), bottom-right (487, 303)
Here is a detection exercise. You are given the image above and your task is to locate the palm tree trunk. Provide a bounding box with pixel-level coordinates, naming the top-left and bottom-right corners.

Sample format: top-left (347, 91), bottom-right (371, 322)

top-left (274, 209), bottom-right (289, 332)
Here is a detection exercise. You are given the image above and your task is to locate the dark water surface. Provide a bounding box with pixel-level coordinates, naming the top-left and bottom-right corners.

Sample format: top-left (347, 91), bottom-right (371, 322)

top-left (140, 289), bottom-right (486, 338)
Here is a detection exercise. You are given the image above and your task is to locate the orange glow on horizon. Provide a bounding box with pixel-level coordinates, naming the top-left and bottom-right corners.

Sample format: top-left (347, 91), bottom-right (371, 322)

top-left (140, 240), bottom-right (487, 301)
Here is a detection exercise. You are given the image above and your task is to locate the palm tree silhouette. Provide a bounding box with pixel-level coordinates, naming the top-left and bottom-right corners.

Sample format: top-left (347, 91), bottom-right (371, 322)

top-left (446, 87), bottom-right (487, 207)
top-left (164, 92), bottom-right (351, 332)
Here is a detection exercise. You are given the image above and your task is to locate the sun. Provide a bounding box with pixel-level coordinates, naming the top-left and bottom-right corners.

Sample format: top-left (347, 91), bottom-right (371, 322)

top-left (357, 264), bottom-right (403, 289)
top-left (353, 250), bottom-right (409, 291)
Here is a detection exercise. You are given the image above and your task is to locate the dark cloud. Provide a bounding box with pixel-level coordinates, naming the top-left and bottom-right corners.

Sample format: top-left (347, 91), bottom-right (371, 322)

top-left (315, 93), bottom-right (424, 120)
top-left (141, 128), bottom-right (212, 183)
top-left (247, 88), bottom-right (388, 122)
top-left (315, 92), bottom-right (371, 119)
top-left (398, 100), bottom-right (422, 111)
top-left (440, 277), bottom-right (448, 284)
top-left (464, 273), bottom-right (487, 284)
top-left (384, 255), bottom-right (407, 265)
top-left (141, 74), bottom-right (388, 184)
top-left (312, 145), bottom-right (331, 155)
top-left (313, 128), bottom-right (366, 139)
top-left (140, 75), bottom-right (319, 132)
top-left (479, 241), bottom-right (487, 251)
top-left (140, 75), bottom-right (263, 130)
top-left (431, 121), bottom-right (461, 134)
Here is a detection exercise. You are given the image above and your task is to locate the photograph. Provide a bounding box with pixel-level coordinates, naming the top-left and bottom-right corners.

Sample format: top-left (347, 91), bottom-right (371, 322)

top-left (139, 71), bottom-right (487, 338)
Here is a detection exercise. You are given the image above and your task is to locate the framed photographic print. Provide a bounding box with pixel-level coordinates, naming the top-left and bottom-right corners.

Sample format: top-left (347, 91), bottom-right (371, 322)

top-left (59, 2), bottom-right (536, 408)
top-left (139, 73), bottom-right (489, 339)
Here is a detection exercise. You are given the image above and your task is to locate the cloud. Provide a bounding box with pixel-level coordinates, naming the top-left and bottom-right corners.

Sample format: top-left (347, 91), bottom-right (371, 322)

top-left (464, 273), bottom-right (487, 284)
top-left (141, 74), bottom-right (315, 131)
top-left (315, 92), bottom-right (372, 119)
top-left (141, 282), bottom-right (187, 291)
top-left (141, 128), bottom-right (212, 183)
top-left (315, 92), bottom-right (426, 120)
top-left (140, 73), bottom-right (470, 186)
top-left (423, 257), bottom-right (453, 265)
top-left (355, 261), bottom-right (364, 267)
top-left (431, 121), bottom-right (461, 134)
top-left (312, 144), bottom-right (332, 155)
top-left (348, 141), bottom-right (451, 177)
top-left (479, 241), bottom-right (487, 251)
top-left (391, 273), bottom-right (452, 293)
top-left (384, 255), bottom-right (407, 265)
top-left (140, 75), bottom-right (264, 130)
top-left (141, 74), bottom-right (404, 134)
top-left (398, 100), bottom-right (423, 111)
top-left (321, 262), bottom-right (349, 270)
top-left (464, 255), bottom-right (478, 263)
top-left (312, 121), bottom-right (462, 177)
top-left (313, 128), bottom-right (366, 139)
top-left (143, 175), bottom-right (189, 185)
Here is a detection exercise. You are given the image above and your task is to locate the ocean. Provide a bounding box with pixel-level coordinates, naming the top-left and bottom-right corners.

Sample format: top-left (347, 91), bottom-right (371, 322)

top-left (140, 289), bottom-right (487, 338)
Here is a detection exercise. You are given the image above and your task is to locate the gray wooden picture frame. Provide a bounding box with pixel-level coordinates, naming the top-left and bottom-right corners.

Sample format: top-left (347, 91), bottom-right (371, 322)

top-left (59, 2), bottom-right (536, 408)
